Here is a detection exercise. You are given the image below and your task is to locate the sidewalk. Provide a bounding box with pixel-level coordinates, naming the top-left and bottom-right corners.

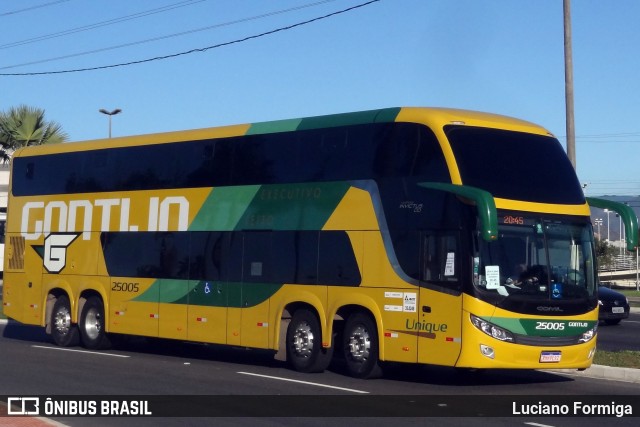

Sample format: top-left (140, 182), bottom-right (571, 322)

top-left (0, 401), bottom-right (66, 426)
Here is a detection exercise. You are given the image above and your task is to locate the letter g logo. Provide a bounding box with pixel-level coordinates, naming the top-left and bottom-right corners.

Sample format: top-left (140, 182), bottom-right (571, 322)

top-left (43, 234), bottom-right (79, 273)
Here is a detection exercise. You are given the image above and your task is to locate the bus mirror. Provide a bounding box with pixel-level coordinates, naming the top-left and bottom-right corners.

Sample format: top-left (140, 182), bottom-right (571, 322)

top-left (586, 197), bottom-right (638, 251)
top-left (418, 182), bottom-right (498, 242)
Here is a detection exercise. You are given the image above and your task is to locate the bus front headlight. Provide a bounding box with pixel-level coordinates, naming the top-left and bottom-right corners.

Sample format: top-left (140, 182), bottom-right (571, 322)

top-left (578, 324), bottom-right (597, 343)
top-left (470, 314), bottom-right (514, 342)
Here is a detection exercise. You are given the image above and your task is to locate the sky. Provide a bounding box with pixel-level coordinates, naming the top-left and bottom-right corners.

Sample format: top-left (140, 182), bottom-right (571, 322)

top-left (1, 0), bottom-right (640, 196)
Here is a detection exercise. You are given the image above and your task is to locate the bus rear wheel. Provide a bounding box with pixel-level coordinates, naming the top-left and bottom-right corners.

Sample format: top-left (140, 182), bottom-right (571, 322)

top-left (50, 295), bottom-right (79, 347)
top-left (79, 296), bottom-right (110, 350)
top-left (343, 312), bottom-right (382, 379)
top-left (286, 309), bottom-right (332, 373)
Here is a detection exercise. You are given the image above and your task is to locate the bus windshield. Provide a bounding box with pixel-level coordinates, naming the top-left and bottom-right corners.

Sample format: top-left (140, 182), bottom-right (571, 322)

top-left (445, 125), bottom-right (585, 204)
top-left (473, 216), bottom-right (596, 305)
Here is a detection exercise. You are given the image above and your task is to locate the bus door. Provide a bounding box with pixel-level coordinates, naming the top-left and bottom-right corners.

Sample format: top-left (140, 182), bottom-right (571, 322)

top-left (227, 231), bottom-right (271, 348)
top-left (417, 232), bottom-right (463, 366)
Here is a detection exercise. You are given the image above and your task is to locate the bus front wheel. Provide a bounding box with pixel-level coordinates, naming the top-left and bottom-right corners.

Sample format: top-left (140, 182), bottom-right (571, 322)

top-left (50, 295), bottom-right (79, 347)
top-left (343, 312), bottom-right (382, 379)
top-left (286, 309), bottom-right (332, 373)
top-left (79, 296), bottom-right (110, 350)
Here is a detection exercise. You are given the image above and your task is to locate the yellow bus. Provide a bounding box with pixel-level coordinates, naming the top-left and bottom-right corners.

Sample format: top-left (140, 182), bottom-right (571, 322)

top-left (3, 107), bottom-right (637, 378)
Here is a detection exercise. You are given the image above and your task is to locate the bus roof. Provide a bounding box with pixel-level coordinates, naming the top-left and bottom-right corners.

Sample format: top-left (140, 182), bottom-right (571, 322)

top-left (12, 107), bottom-right (552, 158)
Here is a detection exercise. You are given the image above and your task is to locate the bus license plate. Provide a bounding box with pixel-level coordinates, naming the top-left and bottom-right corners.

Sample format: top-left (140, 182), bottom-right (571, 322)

top-left (612, 307), bottom-right (624, 314)
top-left (540, 351), bottom-right (562, 363)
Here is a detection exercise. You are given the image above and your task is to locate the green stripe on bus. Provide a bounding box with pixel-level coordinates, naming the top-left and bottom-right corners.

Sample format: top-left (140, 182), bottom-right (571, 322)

top-left (296, 107), bottom-right (401, 131)
top-left (246, 118), bottom-right (303, 135)
top-left (133, 279), bottom-right (282, 308)
top-left (247, 108), bottom-right (401, 135)
top-left (235, 182), bottom-right (351, 231)
top-left (487, 317), bottom-right (597, 337)
top-left (189, 186), bottom-right (261, 231)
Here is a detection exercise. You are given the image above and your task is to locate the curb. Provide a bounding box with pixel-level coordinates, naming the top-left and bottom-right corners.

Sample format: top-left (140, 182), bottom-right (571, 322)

top-left (548, 364), bottom-right (640, 384)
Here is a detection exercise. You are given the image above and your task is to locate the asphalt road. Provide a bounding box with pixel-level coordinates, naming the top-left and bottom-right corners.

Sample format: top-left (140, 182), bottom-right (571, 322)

top-left (596, 311), bottom-right (640, 351)
top-left (1, 320), bottom-right (639, 427)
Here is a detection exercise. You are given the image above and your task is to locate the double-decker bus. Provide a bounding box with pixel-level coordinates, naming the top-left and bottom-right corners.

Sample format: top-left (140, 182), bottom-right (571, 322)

top-left (3, 107), bottom-right (637, 378)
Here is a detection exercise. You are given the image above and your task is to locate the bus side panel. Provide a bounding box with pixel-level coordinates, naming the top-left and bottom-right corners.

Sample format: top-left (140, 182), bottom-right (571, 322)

top-left (2, 233), bottom-right (44, 326)
top-left (64, 233), bottom-right (100, 276)
top-left (158, 279), bottom-right (188, 340)
top-left (358, 230), bottom-right (419, 363)
top-left (238, 299), bottom-right (270, 349)
top-left (268, 284), bottom-right (328, 351)
top-left (378, 288), bottom-right (419, 364)
top-left (187, 280), bottom-right (228, 345)
top-left (230, 282), bottom-right (277, 349)
top-left (360, 231), bottom-right (412, 288)
top-left (329, 287), bottom-right (417, 364)
top-left (2, 271), bottom-right (25, 323)
top-left (417, 287), bottom-right (462, 366)
top-left (109, 277), bottom-right (159, 337)
top-left (227, 307), bottom-right (242, 346)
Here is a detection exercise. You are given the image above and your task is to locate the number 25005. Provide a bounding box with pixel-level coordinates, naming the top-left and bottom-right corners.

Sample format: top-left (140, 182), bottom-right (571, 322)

top-left (111, 282), bottom-right (140, 292)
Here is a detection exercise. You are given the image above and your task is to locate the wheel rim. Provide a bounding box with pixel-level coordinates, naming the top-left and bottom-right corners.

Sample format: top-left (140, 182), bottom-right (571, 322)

top-left (347, 324), bottom-right (371, 362)
top-left (291, 321), bottom-right (314, 359)
top-left (54, 306), bottom-right (72, 336)
top-left (83, 307), bottom-right (102, 341)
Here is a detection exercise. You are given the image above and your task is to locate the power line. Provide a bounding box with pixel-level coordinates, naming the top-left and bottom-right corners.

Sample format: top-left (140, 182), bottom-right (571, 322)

top-left (0, 0), bottom-right (380, 76)
top-left (557, 132), bottom-right (640, 144)
top-left (0, 0), bottom-right (338, 69)
top-left (583, 181), bottom-right (640, 196)
top-left (0, 0), bottom-right (208, 50)
top-left (0, 0), bottom-right (71, 17)
top-left (558, 132), bottom-right (640, 139)
top-left (576, 132), bottom-right (640, 138)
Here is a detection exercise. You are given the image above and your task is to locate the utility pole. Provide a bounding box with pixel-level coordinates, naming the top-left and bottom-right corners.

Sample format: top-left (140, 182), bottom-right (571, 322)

top-left (564, 0), bottom-right (576, 169)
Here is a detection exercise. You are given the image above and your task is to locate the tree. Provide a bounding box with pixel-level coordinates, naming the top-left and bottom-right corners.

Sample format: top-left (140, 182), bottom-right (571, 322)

top-left (595, 237), bottom-right (616, 271)
top-left (0, 105), bottom-right (68, 162)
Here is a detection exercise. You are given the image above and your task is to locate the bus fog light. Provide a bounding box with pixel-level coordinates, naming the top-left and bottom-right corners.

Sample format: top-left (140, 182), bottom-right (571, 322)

top-left (480, 344), bottom-right (495, 359)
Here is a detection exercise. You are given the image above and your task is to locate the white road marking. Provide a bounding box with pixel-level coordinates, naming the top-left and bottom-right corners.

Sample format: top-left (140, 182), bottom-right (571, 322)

top-left (524, 423), bottom-right (556, 427)
top-left (32, 345), bottom-right (130, 358)
top-left (238, 371), bottom-right (369, 394)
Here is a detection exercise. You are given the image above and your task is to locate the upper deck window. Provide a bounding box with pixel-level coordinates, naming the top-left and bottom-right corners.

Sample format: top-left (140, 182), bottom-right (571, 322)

top-left (444, 125), bottom-right (585, 204)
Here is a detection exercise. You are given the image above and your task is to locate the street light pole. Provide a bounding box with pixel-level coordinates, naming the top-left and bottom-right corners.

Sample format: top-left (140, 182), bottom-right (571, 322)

top-left (594, 218), bottom-right (602, 239)
top-left (99, 108), bottom-right (122, 138)
top-left (604, 209), bottom-right (611, 242)
top-left (623, 202), bottom-right (628, 255)
top-left (618, 214), bottom-right (623, 256)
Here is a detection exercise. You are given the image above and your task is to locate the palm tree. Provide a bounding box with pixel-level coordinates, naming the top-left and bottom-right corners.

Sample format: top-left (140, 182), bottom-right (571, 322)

top-left (0, 105), bottom-right (68, 162)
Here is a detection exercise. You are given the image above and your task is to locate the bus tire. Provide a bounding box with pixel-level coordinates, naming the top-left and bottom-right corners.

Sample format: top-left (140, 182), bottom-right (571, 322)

top-left (343, 312), bottom-right (382, 379)
top-left (286, 309), bottom-right (332, 373)
top-left (79, 296), bottom-right (110, 350)
top-left (50, 295), bottom-right (79, 347)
